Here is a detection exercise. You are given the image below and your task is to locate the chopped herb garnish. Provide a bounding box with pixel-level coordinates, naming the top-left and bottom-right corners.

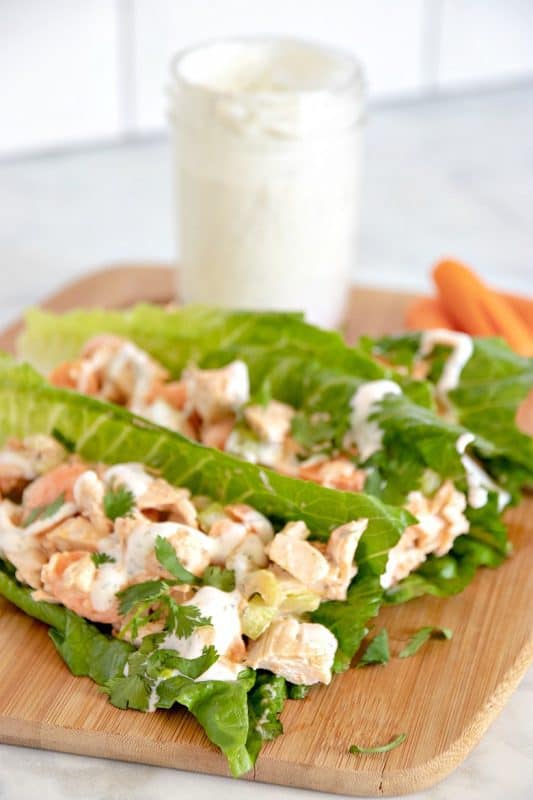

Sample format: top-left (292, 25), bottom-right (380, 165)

top-left (149, 644), bottom-right (218, 680)
top-left (23, 492), bottom-right (66, 528)
top-left (103, 485), bottom-right (135, 521)
top-left (202, 565), bottom-right (236, 592)
top-left (349, 732), bottom-right (406, 755)
top-left (154, 535), bottom-right (199, 585)
top-left (167, 600), bottom-right (211, 638)
top-left (117, 579), bottom-right (167, 616)
top-left (91, 552), bottom-right (116, 567)
top-left (399, 626), bottom-right (453, 659)
top-left (51, 427), bottom-right (76, 453)
top-left (116, 578), bottom-right (212, 640)
top-left (357, 628), bottom-right (390, 668)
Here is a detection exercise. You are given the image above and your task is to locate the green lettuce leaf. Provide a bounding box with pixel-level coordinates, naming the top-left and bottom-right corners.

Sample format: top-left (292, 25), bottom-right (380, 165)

top-left (398, 626), bottom-right (452, 658)
top-left (0, 560), bottom-right (133, 684)
top-left (19, 305), bottom-right (384, 384)
top-left (0, 560), bottom-right (257, 777)
top-left (0, 361), bottom-right (408, 775)
top-left (357, 629), bottom-right (390, 667)
top-left (156, 669), bottom-right (257, 776)
top-left (246, 671), bottom-right (287, 763)
top-left (311, 576), bottom-right (383, 672)
top-left (0, 359), bottom-right (410, 576)
top-left (368, 333), bottom-right (533, 491)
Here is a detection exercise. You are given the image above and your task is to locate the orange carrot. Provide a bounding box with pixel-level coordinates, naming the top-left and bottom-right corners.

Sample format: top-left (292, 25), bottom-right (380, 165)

top-left (433, 260), bottom-right (496, 336)
top-left (405, 297), bottom-right (455, 331)
top-left (501, 292), bottom-right (533, 329)
top-left (480, 292), bottom-right (533, 356)
top-left (433, 259), bottom-right (533, 356)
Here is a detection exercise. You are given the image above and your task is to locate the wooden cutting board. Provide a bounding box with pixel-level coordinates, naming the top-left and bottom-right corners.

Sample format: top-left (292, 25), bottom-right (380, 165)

top-left (0, 265), bottom-right (532, 797)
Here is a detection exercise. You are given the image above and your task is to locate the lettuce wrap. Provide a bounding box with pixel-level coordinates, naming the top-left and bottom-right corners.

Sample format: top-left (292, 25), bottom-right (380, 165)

top-left (0, 357), bottom-right (408, 775)
top-left (17, 306), bottom-right (532, 602)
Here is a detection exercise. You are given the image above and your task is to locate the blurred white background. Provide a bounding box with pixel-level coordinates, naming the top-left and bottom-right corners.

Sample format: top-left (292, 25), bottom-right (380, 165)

top-left (2, 0), bottom-right (533, 157)
top-left (0, 0), bottom-right (531, 326)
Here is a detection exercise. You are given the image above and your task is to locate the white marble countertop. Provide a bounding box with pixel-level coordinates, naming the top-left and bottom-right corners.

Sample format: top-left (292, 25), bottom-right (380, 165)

top-left (0, 86), bottom-right (532, 799)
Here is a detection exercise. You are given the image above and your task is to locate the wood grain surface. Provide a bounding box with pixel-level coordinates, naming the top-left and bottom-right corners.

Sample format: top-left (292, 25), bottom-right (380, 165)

top-left (0, 265), bottom-right (531, 796)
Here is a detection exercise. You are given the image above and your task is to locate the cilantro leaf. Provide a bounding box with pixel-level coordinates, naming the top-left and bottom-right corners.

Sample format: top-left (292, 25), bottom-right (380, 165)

top-left (148, 644), bottom-right (218, 680)
top-left (202, 565), bottom-right (236, 592)
top-left (23, 492), bottom-right (66, 528)
top-left (154, 535), bottom-right (199, 584)
top-left (357, 629), bottom-right (390, 668)
top-left (349, 732), bottom-right (406, 755)
top-left (51, 427), bottom-right (76, 453)
top-left (399, 626), bottom-right (453, 658)
top-left (91, 552), bottom-right (115, 567)
top-left (167, 600), bottom-right (212, 638)
top-left (107, 672), bottom-right (151, 710)
top-left (103, 485), bottom-right (135, 521)
top-left (116, 579), bottom-right (167, 616)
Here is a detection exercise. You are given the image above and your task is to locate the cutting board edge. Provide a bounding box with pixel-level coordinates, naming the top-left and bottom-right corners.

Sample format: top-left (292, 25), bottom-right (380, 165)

top-left (379, 635), bottom-right (533, 796)
top-left (0, 263), bottom-right (532, 798)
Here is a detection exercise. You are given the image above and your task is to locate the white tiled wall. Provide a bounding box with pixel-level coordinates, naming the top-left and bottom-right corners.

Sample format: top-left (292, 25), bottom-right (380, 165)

top-left (1, 0), bottom-right (532, 157)
top-left (131, 0), bottom-right (426, 133)
top-left (0, 0), bottom-right (121, 154)
top-left (437, 0), bottom-right (533, 88)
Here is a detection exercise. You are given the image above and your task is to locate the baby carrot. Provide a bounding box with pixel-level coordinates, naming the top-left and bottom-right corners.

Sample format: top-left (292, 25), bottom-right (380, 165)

top-left (434, 260), bottom-right (533, 355)
top-left (433, 260), bottom-right (496, 336)
top-left (405, 297), bottom-right (455, 330)
top-left (501, 292), bottom-right (533, 329)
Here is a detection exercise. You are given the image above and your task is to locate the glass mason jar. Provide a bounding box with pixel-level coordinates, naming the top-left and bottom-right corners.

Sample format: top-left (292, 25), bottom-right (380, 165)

top-left (169, 37), bottom-right (365, 328)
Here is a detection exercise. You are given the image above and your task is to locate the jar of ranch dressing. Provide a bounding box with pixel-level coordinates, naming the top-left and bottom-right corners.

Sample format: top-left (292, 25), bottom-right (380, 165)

top-left (169, 38), bottom-right (365, 328)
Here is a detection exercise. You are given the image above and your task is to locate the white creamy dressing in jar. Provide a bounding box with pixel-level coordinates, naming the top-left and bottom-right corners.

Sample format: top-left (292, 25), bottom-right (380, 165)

top-left (419, 330), bottom-right (474, 401)
top-left (456, 432), bottom-right (511, 511)
top-left (347, 380), bottom-right (402, 462)
top-left (169, 39), bottom-right (364, 327)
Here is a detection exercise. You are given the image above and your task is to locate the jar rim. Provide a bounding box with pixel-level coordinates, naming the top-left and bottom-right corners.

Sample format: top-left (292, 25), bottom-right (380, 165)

top-left (170, 35), bottom-right (365, 101)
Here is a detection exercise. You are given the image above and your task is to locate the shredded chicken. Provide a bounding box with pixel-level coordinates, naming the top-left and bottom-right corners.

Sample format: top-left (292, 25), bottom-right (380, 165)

top-left (380, 480), bottom-right (469, 589)
top-left (246, 618), bottom-right (338, 685)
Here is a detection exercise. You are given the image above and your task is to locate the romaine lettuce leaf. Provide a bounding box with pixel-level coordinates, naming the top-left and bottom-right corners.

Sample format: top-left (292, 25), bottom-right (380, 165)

top-left (367, 333), bottom-right (533, 490)
top-left (0, 360), bottom-right (407, 773)
top-left (0, 359), bottom-right (410, 576)
top-left (311, 576), bottom-right (383, 672)
top-left (19, 305), bottom-right (384, 384)
top-left (0, 561), bottom-right (256, 776)
top-left (245, 671), bottom-right (287, 763)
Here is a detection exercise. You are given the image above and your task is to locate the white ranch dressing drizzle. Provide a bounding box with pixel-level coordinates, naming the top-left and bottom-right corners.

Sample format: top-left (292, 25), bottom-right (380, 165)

top-left (0, 451), bottom-right (37, 479)
top-left (90, 562), bottom-right (127, 612)
top-left (225, 430), bottom-right (283, 468)
top-left (207, 521), bottom-right (248, 564)
top-left (419, 330), bottom-right (473, 401)
top-left (106, 341), bottom-right (157, 409)
top-left (158, 587), bottom-right (244, 683)
top-left (456, 433), bottom-right (511, 511)
top-left (103, 463), bottom-right (153, 498)
top-left (141, 398), bottom-right (186, 432)
top-left (21, 503), bottom-right (77, 537)
top-left (90, 520), bottom-right (214, 612)
top-left (347, 380), bottom-right (402, 462)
